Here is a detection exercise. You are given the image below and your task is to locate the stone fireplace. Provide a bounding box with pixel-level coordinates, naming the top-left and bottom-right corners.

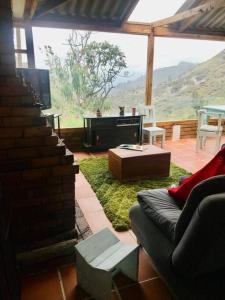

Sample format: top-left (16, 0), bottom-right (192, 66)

top-left (0, 0), bottom-right (78, 253)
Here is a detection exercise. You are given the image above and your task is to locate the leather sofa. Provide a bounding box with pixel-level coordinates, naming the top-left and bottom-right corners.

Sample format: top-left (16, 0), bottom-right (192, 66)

top-left (129, 175), bottom-right (225, 300)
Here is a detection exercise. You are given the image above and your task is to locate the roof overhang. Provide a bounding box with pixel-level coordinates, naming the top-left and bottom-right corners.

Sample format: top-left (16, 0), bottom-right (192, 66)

top-left (149, 0), bottom-right (225, 37)
top-left (12, 0), bottom-right (140, 27)
top-left (12, 0), bottom-right (225, 42)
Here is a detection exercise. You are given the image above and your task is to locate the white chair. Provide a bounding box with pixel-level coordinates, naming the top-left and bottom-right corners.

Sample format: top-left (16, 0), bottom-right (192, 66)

top-left (196, 109), bottom-right (223, 153)
top-left (139, 105), bottom-right (166, 148)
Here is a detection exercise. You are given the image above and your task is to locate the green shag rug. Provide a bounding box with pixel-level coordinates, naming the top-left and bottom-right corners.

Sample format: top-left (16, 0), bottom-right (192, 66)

top-left (79, 157), bottom-right (189, 231)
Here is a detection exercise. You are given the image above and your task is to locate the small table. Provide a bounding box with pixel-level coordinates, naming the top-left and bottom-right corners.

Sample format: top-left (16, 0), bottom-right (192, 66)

top-left (203, 105), bottom-right (225, 115)
top-left (108, 145), bottom-right (171, 182)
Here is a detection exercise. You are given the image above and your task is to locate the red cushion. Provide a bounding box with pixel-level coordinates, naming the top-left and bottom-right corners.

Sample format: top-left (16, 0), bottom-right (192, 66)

top-left (168, 148), bottom-right (225, 202)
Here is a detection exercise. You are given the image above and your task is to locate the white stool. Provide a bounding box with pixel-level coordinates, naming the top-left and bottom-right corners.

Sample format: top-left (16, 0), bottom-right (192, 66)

top-left (75, 228), bottom-right (139, 300)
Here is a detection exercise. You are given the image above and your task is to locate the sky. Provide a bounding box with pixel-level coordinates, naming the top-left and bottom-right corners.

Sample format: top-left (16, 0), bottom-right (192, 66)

top-left (32, 0), bottom-right (225, 73)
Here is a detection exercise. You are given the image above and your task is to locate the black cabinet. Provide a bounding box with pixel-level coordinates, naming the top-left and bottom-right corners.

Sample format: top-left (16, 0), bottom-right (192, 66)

top-left (83, 115), bottom-right (143, 150)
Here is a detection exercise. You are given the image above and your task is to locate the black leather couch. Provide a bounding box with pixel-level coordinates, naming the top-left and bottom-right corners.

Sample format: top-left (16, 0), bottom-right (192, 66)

top-left (129, 175), bottom-right (225, 300)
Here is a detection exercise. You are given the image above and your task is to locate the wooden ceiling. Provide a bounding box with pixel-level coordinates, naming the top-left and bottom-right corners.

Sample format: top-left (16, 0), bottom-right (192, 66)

top-left (12, 0), bottom-right (140, 27)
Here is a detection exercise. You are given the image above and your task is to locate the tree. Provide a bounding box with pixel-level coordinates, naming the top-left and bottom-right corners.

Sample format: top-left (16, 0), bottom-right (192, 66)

top-left (191, 90), bottom-right (206, 116)
top-left (44, 31), bottom-right (127, 115)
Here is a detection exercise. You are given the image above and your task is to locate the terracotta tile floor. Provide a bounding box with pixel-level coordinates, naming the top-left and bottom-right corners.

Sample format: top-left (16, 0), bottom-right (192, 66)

top-left (21, 137), bottom-right (225, 300)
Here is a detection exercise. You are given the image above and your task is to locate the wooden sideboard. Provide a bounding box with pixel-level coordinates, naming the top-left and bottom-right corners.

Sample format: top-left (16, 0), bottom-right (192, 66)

top-left (83, 115), bottom-right (143, 151)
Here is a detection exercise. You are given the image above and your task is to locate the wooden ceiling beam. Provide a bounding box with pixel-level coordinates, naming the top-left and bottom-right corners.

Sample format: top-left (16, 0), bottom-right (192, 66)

top-left (12, 0), bottom-right (26, 19)
top-left (23, 0), bottom-right (39, 19)
top-left (154, 26), bottom-right (225, 41)
top-left (14, 19), bottom-right (152, 35)
top-left (33, 0), bottom-right (68, 18)
top-left (149, 0), bottom-right (225, 28)
top-left (178, 0), bottom-right (209, 32)
top-left (13, 19), bottom-right (225, 41)
top-left (35, 0), bottom-right (71, 18)
top-left (120, 0), bottom-right (140, 26)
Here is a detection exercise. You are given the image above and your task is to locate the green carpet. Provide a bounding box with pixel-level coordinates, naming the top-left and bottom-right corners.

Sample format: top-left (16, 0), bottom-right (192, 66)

top-left (79, 156), bottom-right (189, 231)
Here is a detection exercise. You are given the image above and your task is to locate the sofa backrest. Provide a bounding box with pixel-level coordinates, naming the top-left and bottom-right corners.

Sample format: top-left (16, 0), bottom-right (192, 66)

top-left (174, 175), bottom-right (225, 244)
top-left (172, 191), bottom-right (225, 277)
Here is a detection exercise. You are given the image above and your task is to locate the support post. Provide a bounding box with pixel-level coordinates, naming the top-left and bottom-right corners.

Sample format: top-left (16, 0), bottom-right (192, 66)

top-left (25, 25), bottom-right (35, 68)
top-left (15, 27), bottom-right (22, 67)
top-left (145, 31), bottom-right (154, 105)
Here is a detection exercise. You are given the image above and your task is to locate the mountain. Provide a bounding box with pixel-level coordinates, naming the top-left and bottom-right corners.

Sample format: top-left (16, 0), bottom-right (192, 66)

top-left (108, 50), bottom-right (225, 120)
top-left (111, 61), bottom-right (195, 94)
top-left (153, 49), bottom-right (225, 120)
top-left (153, 61), bottom-right (196, 86)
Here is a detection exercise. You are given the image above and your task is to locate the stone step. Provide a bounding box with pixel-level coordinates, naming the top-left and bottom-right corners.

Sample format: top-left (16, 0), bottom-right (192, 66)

top-left (0, 126), bottom-right (52, 139)
top-left (0, 163), bottom-right (77, 185)
top-left (24, 126), bottom-right (53, 137)
top-left (0, 107), bottom-right (41, 117)
top-left (0, 65), bottom-right (16, 77)
top-left (12, 217), bottom-right (75, 243)
top-left (6, 183), bottom-right (75, 206)
top-left (0, 96), bottom-right (35, 107)
top-left (0, 145), bottom-right (67, 160)
top-left (0, 116), bottom-right (46, 127)
top-left (0, 135), bottom-right (59, 150)
top-left (0, 76), bottom-right (20, 86)
top-left (0, 85), bottom-right (30, 96)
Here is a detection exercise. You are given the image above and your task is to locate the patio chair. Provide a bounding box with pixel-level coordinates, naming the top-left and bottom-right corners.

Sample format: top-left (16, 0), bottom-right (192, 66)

top-left (139, 105), bottom-right (166, 148)
top-left (196, 109), bottom-right (223, 153)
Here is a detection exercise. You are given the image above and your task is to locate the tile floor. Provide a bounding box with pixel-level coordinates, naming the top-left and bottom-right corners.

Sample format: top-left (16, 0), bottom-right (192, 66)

top-left (21, 137), bottom-right (225, 300)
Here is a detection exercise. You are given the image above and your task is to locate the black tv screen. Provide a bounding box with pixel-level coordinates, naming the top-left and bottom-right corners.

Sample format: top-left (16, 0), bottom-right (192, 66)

top-left (16, 68), bottom-right (51, 110)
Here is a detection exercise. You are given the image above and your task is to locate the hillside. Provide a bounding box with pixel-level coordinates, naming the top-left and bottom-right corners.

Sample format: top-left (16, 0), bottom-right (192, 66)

top-left (111, 61), bottom-right (195, 94)
top-left (108, 49), bottom-right (225, 120)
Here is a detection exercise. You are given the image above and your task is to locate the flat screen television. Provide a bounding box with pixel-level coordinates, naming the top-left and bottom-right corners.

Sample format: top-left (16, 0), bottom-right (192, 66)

top-left (16, 68), bottom-right (51, 110)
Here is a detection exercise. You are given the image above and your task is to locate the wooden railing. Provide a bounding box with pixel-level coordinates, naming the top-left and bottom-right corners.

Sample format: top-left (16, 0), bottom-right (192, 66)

top-left (57, 118), bottom-right (225, 151)
top-left (57, 119), bottom-right (196, 151)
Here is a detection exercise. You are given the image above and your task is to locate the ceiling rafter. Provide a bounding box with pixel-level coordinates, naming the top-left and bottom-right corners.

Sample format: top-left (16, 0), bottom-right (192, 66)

top-left (178, 0), bottom-right (208, 32)
top-left (14, 19), bottom-right (225, 41)
top-left (33, 0), bottom-right (70, 18)
top-left (149, 0), bottom-right (225, 28)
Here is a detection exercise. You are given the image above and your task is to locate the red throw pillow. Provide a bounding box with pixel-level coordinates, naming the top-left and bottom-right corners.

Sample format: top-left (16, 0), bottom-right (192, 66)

top-left (168, 147), bottom-right (225, 202)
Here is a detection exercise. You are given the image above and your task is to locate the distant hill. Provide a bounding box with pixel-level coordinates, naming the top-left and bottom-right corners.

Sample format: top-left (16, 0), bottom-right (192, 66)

top-left (153, 61), bottom-right (196, 86)
top-left (111, 61), bottom-right (195, 94)
top-left (154, 49), bottom-right (225, 120)
top-left (108, 50), bottom-right (225, 120)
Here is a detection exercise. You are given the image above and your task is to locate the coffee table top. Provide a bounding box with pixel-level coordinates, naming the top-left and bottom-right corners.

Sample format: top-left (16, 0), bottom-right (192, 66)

top-left (109, 145), bottom-right (170, 158)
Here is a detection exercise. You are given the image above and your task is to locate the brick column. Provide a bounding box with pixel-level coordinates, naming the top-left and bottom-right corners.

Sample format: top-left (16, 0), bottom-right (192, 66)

top-left (0, 0), bottom-right (78, 253)
top-left (0, 0), bottom-right (16, 80)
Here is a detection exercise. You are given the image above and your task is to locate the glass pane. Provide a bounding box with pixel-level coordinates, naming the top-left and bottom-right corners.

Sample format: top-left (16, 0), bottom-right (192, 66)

top-left (15, 53), bottom-right (28, 68)
top-left (153, 37), bottom-right (225, 121)
top-left (33, 27), bottom-right (147, 128)
top-left (14, 27), bottom-right (27, 50)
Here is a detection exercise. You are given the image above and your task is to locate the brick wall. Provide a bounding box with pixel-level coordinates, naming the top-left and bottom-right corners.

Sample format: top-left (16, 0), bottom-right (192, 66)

top-left (0, 0), bottom-right (78, 252)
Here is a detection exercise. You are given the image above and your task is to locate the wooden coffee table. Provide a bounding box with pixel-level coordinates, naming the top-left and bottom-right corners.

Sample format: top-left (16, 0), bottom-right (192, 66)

top-left (108, 145), bottom-right (171, 182)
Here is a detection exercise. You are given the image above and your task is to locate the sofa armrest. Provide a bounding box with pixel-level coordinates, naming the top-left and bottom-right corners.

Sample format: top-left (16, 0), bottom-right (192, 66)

top-left (172, 193), bottom-right (225, 278)
top-left (175, 175), bottom-right (225, 244)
